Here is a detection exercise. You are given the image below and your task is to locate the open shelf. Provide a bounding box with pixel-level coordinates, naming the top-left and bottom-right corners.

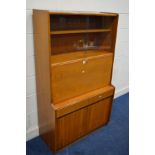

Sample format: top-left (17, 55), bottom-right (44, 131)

top-left (50, 29), bottom-right (111, 35)
top-left (51, 32), bottom-right (112, 55)
top-left (50, 14), bottom-right (114, 55)
top-left (50, 15), bottom-right (115, 31)
top-left (51, 50), bottom-right (112, 66)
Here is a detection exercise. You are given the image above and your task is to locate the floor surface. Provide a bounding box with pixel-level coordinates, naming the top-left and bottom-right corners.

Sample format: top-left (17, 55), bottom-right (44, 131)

top-left (26, 93), bottom-right (129, 155)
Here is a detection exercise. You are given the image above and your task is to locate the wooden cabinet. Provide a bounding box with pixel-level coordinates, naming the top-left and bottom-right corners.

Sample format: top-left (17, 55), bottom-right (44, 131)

top-left (33, 10), bottom-right (118, 153)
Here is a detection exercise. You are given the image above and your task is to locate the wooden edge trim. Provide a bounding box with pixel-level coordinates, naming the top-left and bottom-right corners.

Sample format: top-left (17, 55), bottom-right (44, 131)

top-left (32, 9), bottom-right (118, 16)
top-left (49, 11), bottom-right (118, 16)
top-left (51, 52), bottom-right (113, 67)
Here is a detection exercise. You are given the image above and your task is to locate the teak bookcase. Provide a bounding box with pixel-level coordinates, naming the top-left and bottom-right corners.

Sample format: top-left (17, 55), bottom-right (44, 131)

top-left (33, 10), bottom-right (118, 153)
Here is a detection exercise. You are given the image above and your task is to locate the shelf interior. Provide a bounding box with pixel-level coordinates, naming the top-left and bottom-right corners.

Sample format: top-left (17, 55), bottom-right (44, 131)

top-left (51, 32), bottom-right (112, 55)
top-left (50, 14), bottom-right (114, 55)
top-left (50, 15), bottom-right (115, 31)
top-left (51, 50), bottom-right (112, 65)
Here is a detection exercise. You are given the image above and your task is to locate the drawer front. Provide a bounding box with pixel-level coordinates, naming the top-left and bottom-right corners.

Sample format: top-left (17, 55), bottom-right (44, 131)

top-left (56, 96), bottom-right (113, 149)
top-left (51, 54), bottom-right (113, 103)
top-left (55, 86), bottom-right (115, 118)
top-left (88, 86), bottom-right (114, 105)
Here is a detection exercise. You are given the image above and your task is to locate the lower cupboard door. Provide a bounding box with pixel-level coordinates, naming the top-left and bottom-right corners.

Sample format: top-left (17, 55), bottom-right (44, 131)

top-left (56, 97), bottom-right (113, 149)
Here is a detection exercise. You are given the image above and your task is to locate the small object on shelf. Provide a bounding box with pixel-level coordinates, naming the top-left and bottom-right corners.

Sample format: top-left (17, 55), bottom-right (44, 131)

top-left (82, 60), bottom-right (87, 64)
top-left (78, 39), bottom-right (85, 49)
top-left (83, 41), bottom-right (88, 49)
top-left (88, 40), bottom-right (94, 47)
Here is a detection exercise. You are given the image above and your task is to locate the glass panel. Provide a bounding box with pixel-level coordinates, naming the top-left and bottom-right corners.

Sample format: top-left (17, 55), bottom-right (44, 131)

top-left (50, 15), bottom-right (114, 31)
top-left (51, 32), bottom-right (111, 54)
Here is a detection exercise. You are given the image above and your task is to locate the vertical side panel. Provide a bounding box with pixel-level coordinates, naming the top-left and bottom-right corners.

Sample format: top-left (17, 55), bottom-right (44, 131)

top-left (33, 10), bottom-right (56, 151)
top-left (111, 15), bottom-right (119, 54)
top-left (110, 15), bottom-right (119, 84)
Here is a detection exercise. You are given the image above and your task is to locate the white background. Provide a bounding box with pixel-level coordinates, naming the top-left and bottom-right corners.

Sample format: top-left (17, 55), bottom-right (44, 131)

top-left (26, 0), bottom-right (129, 140)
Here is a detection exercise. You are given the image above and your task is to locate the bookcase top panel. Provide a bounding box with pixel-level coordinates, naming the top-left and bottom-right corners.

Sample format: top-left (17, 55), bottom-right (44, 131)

top-left (49, 11), bottom-right (118, 16)
top-left (33, 10), bottom-right (118, 16)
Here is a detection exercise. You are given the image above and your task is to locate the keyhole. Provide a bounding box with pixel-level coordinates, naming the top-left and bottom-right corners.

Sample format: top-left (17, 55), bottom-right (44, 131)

top-left (83, 60), bottom-right (86, 64)
top-left (82, 70), bottom-right (85, 73)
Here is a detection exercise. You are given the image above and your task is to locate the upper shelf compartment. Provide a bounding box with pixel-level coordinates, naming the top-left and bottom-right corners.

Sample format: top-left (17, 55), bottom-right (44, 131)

top-left (50, 15), bottom-right (115, 32)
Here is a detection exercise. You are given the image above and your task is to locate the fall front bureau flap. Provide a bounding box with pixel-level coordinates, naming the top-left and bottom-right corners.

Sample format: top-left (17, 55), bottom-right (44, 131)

top-left (51, 51), bottom-right (114, 103)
